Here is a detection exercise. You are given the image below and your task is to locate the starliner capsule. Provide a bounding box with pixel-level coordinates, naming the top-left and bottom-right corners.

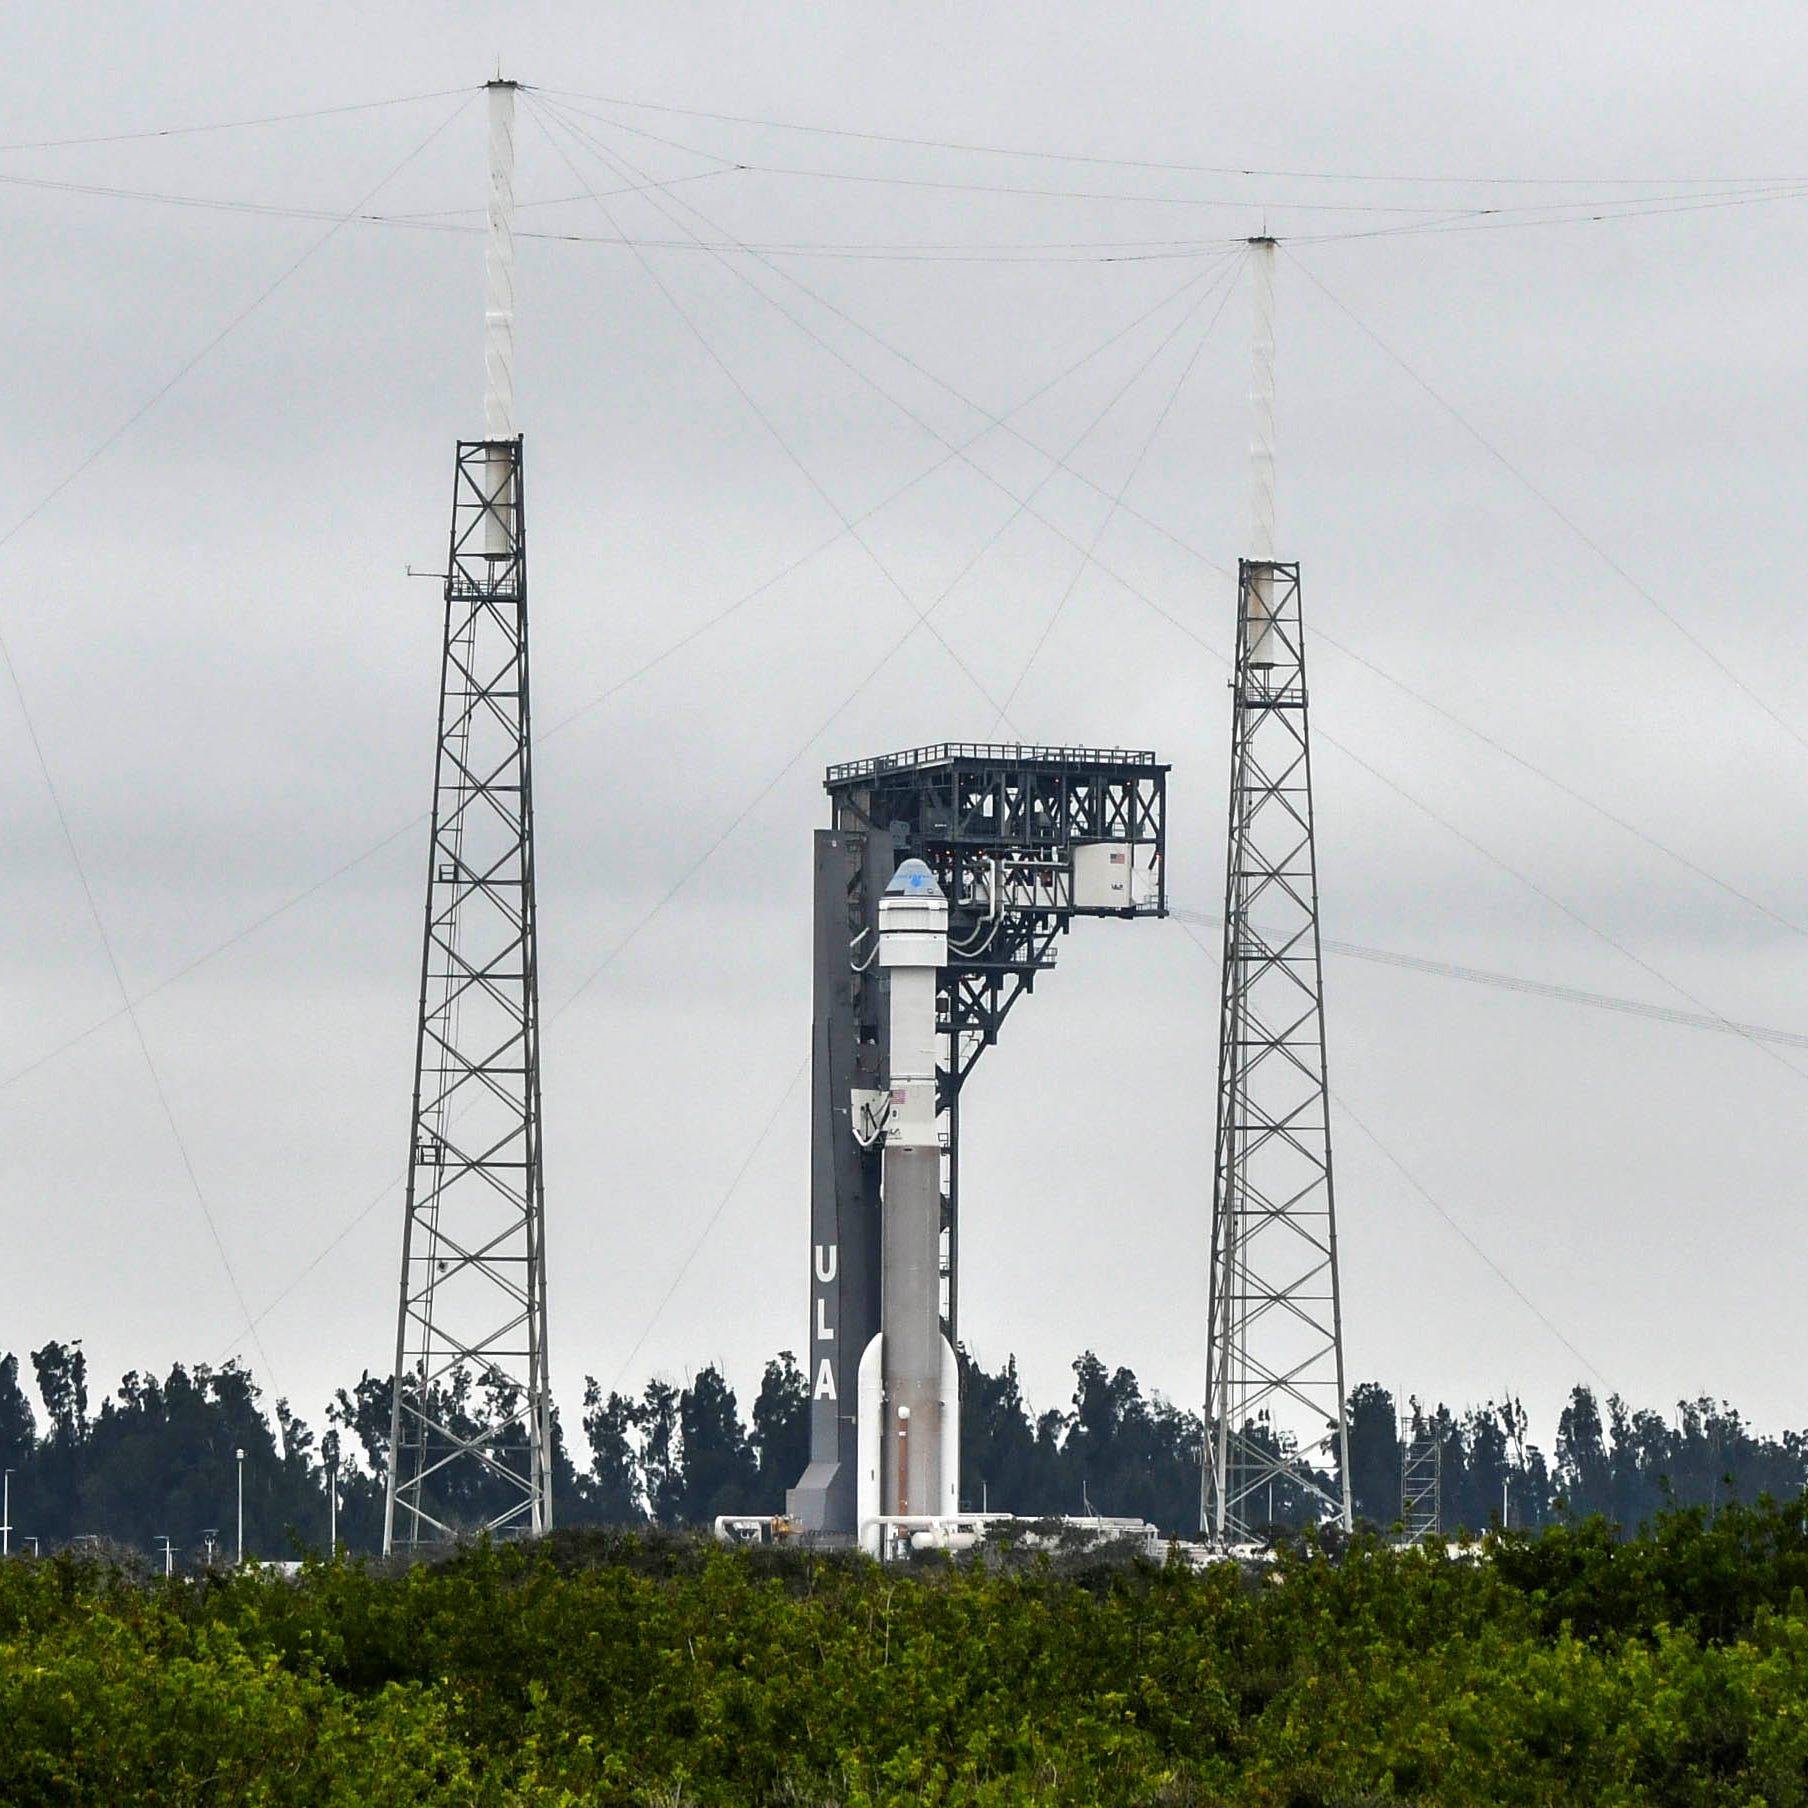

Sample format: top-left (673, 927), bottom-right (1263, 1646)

top-left (856, 859), bottom-right (960, 1553)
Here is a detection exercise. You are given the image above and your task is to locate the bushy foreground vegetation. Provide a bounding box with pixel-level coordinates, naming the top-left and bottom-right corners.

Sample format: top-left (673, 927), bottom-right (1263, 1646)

top-left (7, 1501), bottom-right (1808, 1805)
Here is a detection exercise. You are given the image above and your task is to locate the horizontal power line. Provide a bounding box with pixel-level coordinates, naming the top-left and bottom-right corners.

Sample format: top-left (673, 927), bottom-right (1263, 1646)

top-left (1168, 908), bottom-right (1808, 1050)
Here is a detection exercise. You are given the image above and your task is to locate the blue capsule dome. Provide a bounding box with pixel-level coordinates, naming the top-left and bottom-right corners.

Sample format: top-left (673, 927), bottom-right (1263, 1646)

top-left (884, 857), bottom-right (943, 898)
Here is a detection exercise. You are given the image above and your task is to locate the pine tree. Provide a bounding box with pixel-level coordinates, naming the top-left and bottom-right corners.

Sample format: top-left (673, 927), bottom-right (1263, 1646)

top-left (580, 1381), bottom-right (643, 1523)
top-left (674, 1366), bottom-right (758, 1524)
top-left (749, 1353), bottom-right (809, 1512)
top-left (0, 1353), bottom-right (35, 1469)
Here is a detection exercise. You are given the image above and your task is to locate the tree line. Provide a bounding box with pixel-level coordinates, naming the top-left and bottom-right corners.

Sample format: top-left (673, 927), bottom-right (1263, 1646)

top-left (2, 1338), bottom-right (1803, 1559)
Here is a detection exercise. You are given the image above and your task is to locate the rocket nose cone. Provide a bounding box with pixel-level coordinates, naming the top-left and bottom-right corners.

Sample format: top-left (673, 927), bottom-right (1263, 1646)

top-left (884, 858), bottom-right (943, 898)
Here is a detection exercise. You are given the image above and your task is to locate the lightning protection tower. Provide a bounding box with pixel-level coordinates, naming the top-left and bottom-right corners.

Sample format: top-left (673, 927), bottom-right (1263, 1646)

top-left (386, 80), bottom-right (553, 1553)
top-left (1202, 239), bottom-right (1352, 1544)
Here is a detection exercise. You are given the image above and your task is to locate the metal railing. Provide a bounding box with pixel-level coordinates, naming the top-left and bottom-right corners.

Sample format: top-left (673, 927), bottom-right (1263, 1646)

top-left (826, 742), bottom-right (1160, 785)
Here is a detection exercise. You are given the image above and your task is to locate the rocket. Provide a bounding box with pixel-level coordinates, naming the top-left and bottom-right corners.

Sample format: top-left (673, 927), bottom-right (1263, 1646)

top-left (857, 858), bottom-right (960, 1551)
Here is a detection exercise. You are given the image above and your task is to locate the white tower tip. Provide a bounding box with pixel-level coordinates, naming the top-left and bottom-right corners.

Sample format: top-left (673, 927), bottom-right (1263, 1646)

top-left (484, 80), bottom-right (518, 439)
top-left (1248, 236), bottom-right (1277, 562)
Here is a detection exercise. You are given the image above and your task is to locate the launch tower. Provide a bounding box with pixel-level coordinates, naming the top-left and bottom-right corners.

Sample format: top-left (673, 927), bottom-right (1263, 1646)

top-left (788, 744), bottom-right (1168, 1540)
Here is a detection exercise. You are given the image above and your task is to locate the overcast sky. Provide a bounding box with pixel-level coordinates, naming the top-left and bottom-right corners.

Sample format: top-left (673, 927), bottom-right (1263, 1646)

top-left (4, 3), bottom-right (1808, 1470)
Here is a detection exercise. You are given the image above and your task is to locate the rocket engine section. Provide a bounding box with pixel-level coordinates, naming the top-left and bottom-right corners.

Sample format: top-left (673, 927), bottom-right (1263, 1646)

top-left (856, 859), bottom-right (960, 1552)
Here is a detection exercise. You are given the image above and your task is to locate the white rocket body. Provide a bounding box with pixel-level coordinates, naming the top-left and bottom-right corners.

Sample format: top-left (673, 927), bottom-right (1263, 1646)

top-left (857, 860), bottom-right (959, 1551)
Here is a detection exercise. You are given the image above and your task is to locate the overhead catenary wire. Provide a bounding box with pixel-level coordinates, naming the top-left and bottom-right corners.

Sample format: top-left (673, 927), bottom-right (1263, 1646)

top-left (562, 90), bottom-right (1808, 252)
top-left (545, 101), bottom-right (1808, 1019)
top-left (0, 93), bottom-right (471, 559)
top-left (535, 115), bottom-right (1808, 954)
top-left (4, 256), bottom-right (1228, 1101)
top-left (539, 110), bottom-right (1520, 215)
top-left (0, 93), bottom-right (475, 1401)
top-left (1282, 246), bottom-right (1808, 761)
top-left (1167, 909), bottom-right (1808, 1050)
top-left (1171, 917), bottom-right (1610, 1387)
top-left (543, 92), bottom-right (1808, 241)
top-left (533, 85), bottom-right (1805, 190)
top-left (606, 1058), bottom-right (810, 1394)
top-left (209, 221), bottom-right (1228, 1365)
top-left (991, 248), bottom-right (1246, 728)
top-left (7, 83), bottom-right (1803, 247)
top-left (0, 165), bottom-right (746, 239)
top-left (12, 157), bottom-right (1801, 260)
top-left (1283, 182), bottom-right (1808, 248)
top-left (11, 75), bottom-right (1802, 1430)
top-left (532, 259), bottom-right (1235, 1030)
top-left (0, 86), bottom-right (477, 154)
top-left (1310, 633), bottom-right (1808, 943)
top-left (532, 96), bottom-right (1247, 585)
top-left (525, 101), bottom-right (1026, 736)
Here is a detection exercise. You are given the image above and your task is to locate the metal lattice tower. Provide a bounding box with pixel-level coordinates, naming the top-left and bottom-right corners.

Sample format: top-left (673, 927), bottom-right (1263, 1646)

top-left (1202, 241), bottom-right (1351, 1544)
top-left (385, 80), bottom-right (552, 1553)
top-left (1401, 1407), bottom-right (1442, 1539)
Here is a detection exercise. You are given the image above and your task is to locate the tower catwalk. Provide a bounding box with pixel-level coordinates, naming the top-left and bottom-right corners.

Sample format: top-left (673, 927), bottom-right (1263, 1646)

top-left (386, 80), bottom-right (552, 1553)
top-left (1202, 240), bottom-right (1352, 1544)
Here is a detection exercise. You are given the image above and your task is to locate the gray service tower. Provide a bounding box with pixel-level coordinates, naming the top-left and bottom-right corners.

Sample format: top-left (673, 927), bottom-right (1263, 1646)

top-left (787, 744), bottom-right (1168, 1543)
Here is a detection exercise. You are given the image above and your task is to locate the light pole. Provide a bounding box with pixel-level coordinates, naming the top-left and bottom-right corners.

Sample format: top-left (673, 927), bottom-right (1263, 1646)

top-left (3, 1468), bottom-right (12, 1557)
top-left (323, 1431), bottom-right (340, 1558)
top-left (202, 1528), bottom-right (218, 1567)
top-left (235, 1448), bottom-right (245, 1564)
top-left (156, 1534), bottom-right (173, 1579)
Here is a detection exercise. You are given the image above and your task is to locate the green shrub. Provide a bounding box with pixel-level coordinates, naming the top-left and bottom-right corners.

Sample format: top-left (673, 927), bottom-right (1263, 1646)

top-left (4, 1501), bottom-right (1808, 1804)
